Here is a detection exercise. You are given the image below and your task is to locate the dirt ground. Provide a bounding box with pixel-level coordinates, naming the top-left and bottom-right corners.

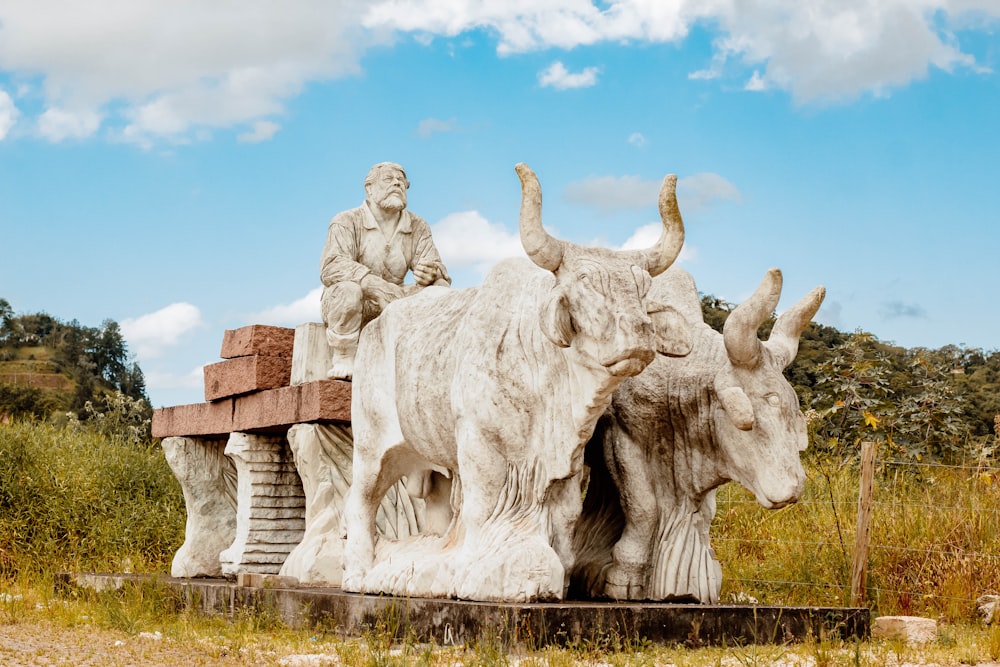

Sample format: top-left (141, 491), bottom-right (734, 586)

top-left (0, 619), bottom-right (342, 666)
top-left (9, 618), bottom-right (1000, 666)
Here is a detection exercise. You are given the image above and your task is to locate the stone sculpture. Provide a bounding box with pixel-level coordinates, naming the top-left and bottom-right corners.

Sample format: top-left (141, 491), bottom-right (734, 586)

top-left (341, 163), bottom-right (691, 602)
top-left (320, 162), bottom-right (451, 380)
top-left (219, 433), bottom-right (305, 577)
top-left (570, 266), bottom-right (825, 603)
top-left (158, 159), bottom-right (826, 610)
top-left (278, 422), bottom-right (432, 585)
top-left (162, 436), bottom-right (236, 578)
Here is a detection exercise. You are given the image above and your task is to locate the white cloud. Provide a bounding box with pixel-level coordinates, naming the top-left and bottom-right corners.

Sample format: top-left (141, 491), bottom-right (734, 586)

top-left (144, 365), bottom-right (205, 391)
top-left (37, 107), bottom-right (102, 141)
top-left (565, 175), bottom-right (660, 213)
top-left (0, 1), bottom-right (374, 145)
top-left (538, 61), bottom-right (600, 89)
top-left (416, 116), bottom-right (458, 137)
top-left (619, 223), bottom-right (697, 264)
top-left (0, 89), bottom-right (18, 140)
top-left (252, 287), bottom-right (323, 326)
top-left (627, 132), bottom-right (646, 148)
top-left (362, 0), bottom-right (690, 54)
top-left (431, 210), bottom-right (524, 276)
top-left (1, 0), bottom-right (994, 144)
top-left (677, 173), bottom-right (742, 210)
top-left (120, 302), bottom-right (204, 359)
top-left (237, 120), bottom-right (281, 143)
top-left (708, 1), bottom-right (986, 103)
top-left (565, 172), bottom-right (742, 215)
top-left (362, 0), bottom-right (996, 102)
top-left (744, 70), bottom-right (768, 92)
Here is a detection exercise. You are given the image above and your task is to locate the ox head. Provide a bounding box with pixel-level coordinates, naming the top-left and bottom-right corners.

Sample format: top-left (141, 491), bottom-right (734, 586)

top-left (515, 163), bottom-right (691, 377)
top-left (712, 269), bottom-right (825, 509)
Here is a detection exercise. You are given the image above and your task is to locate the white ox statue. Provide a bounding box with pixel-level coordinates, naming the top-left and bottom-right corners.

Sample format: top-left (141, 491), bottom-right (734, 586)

top-left (570, 266), bottom-right (825, 603)
top-left (342, 163), bottom-right (690, 602)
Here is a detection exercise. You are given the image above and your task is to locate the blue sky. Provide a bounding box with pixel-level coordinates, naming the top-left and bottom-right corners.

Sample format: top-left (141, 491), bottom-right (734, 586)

top-left (1, 1), bottom-right (998, 408)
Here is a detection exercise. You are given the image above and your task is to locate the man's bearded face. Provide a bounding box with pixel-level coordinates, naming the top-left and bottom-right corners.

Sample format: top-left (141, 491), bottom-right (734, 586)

top-left (369, 168), bottom-right (408, 212)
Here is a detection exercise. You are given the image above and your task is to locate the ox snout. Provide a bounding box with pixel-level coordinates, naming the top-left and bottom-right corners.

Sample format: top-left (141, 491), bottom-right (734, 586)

top-left (602, 313), bottom-right (656, 376)
top-left (604, 352), bottom-right (654, 377)
top-left (752, 469), bottom-right (805, 510)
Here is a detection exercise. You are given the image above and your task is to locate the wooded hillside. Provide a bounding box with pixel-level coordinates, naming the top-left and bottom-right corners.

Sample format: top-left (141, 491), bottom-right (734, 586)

top-left (0, 298), bottom-right (149, 422)
top-left (2, 294), bottom-right (997, 464)
top-left (703, 295), bottom-right (1000, 464)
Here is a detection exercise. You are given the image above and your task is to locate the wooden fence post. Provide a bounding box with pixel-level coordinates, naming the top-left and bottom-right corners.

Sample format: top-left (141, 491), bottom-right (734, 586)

top-left (850, 440), bottom-right (876, 607)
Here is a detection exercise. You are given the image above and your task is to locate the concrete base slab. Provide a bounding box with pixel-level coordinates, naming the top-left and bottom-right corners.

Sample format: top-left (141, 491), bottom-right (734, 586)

top-left (56, 572), bottom-right (868, 648)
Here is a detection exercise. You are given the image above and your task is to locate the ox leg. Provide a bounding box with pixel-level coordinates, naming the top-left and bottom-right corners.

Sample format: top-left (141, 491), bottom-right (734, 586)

top-left (342, 447), bottom-right (405, 592)
top-left (604, 424), bottom-right (657, 600)
top-left (452, 441), bottom-right (565, 601)
top-left (547, 472), bottom-right (584, 596)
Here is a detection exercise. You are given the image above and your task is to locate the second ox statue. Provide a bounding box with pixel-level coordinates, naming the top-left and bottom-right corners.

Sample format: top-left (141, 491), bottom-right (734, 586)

top-left (570, 265), bottom-right (825, 603)
top-left (342, 163), bottom-right (690, 602)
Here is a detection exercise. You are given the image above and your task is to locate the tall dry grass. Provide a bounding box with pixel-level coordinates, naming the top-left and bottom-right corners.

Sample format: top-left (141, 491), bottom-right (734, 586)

top-left (714, 455), bottom-right (1000, 620)
top-left (4, 417), bottom-right (1000, 622)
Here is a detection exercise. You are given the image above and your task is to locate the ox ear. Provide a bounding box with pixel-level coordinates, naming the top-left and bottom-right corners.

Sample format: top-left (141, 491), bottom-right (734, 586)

top-left (540, 288), bottom-right (574, 348)
top-left (714, 371), bottom-right (754, 430)
top-left (647, 301), bottom-right (693, 357)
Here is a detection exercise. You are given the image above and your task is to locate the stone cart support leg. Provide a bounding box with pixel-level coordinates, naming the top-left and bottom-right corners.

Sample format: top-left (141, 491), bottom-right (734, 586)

top-left (162, 436), bottom-right (237, 578)
top-left (220, 432), bottom-right (306, 578)
top-left (279, 423), bottom-right (353, 584)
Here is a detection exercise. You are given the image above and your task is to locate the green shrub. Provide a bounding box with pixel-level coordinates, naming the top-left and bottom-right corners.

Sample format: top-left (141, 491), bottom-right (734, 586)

top-left (0, 419), bottom-right (184, 579)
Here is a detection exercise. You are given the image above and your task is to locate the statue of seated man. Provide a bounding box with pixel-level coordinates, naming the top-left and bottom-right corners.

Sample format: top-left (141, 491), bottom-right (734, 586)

top-left (320, 162), bottom-right (451, 380)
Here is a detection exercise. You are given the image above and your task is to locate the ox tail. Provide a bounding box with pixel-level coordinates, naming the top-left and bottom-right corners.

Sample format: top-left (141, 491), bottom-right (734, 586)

top-left (647, 495), bottom-right (723, 603)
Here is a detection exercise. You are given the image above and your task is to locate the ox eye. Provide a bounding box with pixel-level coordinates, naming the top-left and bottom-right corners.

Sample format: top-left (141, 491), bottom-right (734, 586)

top-left (765, 393), bottom-right (780, 407)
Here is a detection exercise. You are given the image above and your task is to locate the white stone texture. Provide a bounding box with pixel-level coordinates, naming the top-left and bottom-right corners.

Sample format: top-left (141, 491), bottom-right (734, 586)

top-left (320, 162), bottom-right (451, 381)
top-left (220, 432), bottom-right (306, 577)
top-left (341, 163), bottom-right (686, 602)
top-left (279, 423), bottom-right (427, 585)
top-left (290, 323), bottom-right (333, 386)
top-left (162, 436), bottom-right (237, 578)
top-left (980, 594), bottom-right (1000, 624)
top-left (872, 615), bottom-right (938, 644)
top-left (571, 266), bottom-right (825, 603)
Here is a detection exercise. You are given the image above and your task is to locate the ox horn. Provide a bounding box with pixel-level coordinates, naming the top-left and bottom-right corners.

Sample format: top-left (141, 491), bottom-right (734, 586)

top-left (723, 268), bottom-right (783, 369)
top-left (642, 174), bottom-right (686, 277)
top-left (766, 285), bottom-right (826, 369)
top-left (516, 163), bottom-right (563, 271)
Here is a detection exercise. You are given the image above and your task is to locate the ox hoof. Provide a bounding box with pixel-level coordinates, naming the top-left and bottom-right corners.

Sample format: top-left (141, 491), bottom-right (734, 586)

top-left (603, 562), bottom-right (647, 600)
top-left (341, 569), bottom-right (366, 593)
top-left (455, 540), bottom-right (564, 602)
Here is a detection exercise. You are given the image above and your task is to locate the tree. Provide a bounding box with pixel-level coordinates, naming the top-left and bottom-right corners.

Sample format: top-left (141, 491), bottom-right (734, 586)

top-left (0, 298), bottom-right (12, 342)
top-left (810, 331), bottom-right (894, 461)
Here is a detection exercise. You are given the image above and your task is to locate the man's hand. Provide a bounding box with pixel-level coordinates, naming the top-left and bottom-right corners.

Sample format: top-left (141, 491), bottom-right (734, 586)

top-left (361, 274), bottom-right (405, 309)
top-left (413, 260), bottom-right (442, 287)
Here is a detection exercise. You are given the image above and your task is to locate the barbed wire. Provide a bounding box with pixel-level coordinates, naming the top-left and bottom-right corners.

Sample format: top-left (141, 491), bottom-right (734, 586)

top-left (728, 578), bottom-right (989, 606)
top-left (715, 454), bottom-right (1000, 613)
top-left (716, 497), bottom-right (1000, 514)
top-left (716, 536), bottom-right (1000, 562)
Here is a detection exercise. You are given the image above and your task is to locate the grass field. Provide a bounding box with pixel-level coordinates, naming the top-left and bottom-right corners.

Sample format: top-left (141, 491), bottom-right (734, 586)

top-left (4, 418), bottom-right (1000, 664)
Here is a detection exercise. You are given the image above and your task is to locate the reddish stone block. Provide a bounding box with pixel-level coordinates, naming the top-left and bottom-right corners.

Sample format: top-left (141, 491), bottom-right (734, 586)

top-left (204, 355), bottom-right (292, 401)
top-left (233, 380), bottom-right (351, 431)
top-left (305, 379), bottom-right (353, 422)
top-left (152, 399), bottom-right (235, 438)
top-left (220, 325), bottom-right (295, 359)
